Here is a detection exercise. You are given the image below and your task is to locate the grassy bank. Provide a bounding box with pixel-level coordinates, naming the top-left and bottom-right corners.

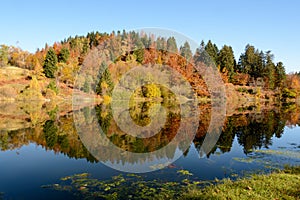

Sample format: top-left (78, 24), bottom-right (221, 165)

top-left (183, 166), bottom-right (300, 200)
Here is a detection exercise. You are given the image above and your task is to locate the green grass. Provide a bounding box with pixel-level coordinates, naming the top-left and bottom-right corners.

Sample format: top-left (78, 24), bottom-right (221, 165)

top-left (183, 166), bottom-right (300, 200)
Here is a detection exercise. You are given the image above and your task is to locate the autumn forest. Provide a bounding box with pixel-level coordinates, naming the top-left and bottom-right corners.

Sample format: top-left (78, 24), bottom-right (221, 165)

top-left (0, 30), bottom-right (299, 104)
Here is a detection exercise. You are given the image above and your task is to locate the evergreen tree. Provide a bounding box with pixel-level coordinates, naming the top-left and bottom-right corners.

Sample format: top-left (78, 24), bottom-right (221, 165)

top-left (156, 37), bottom-right (167, 50)
top-left (275, 62), bottom-right (286, 88)
top-left (205, 40), bottom-right (219, 65)
top-left (200, 40), bottom-right (205, 47)
top-left (43, 120), bottom-right (58, 148)
top-left (96, 62), bottom-right (114, 96)
top-left (239, 44), bottom-right (254, 74)
top-left (83, 78), bottom-right (91, 93)
top-left (87, 31), bottom-right (99, 48)
top-left (58, 47), bottom-right (70, 63)
top-left (47, 80), bottom-right (58, 94)
top-left (166, 37), bottom-right (178, 53)
top-left (43, 48), bottom-right (58, 78)
top-left (239, 44), bottom-right (264, 79)
top-left (264, 51), bottom-right (276, 89)
top-left (194, 45), bottom-right (211, 66)
top-left (140, 34), bottom-right (152, 48)
top-left (133, 40), bottom-right (144, 63)
top-left (180, 41), bottom-right (192, 61)
top-left (218, 45), bottom-right (235, 81)
top-left (0, 45), bottom-right (9, 67)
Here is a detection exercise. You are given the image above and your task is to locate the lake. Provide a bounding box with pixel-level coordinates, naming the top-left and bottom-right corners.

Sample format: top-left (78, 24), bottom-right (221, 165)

top-left (0, 101), bottom-right (299, 199)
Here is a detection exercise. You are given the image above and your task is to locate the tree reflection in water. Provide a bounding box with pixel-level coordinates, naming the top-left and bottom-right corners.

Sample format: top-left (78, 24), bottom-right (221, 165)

top-left (0, 101), bottom-right (299, 164)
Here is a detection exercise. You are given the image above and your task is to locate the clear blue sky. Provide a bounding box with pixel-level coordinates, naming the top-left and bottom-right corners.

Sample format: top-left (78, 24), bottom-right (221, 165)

top-left (1, 0), bottom-right (299, 72)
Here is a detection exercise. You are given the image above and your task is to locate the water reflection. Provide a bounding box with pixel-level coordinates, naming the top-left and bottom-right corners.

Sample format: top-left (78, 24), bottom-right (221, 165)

top-left (0, 101), bottom-right (97, 162)
top-left (0, 101), bottom-right (299, 164)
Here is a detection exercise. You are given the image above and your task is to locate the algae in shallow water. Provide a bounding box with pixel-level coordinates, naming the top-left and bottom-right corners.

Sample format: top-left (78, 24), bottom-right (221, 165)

top-left (254, 149), bottom-right (300, 159)
top-left (232, 157), bottom-right (255, 163)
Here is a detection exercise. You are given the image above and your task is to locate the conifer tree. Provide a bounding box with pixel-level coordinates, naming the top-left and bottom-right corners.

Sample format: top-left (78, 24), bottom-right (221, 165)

top-left (43, 48), bottom-right (58, 78)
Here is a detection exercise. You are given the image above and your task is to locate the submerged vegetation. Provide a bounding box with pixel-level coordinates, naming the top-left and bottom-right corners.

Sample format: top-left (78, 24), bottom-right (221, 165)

top-left (43, 166), bottom-right (300, 200)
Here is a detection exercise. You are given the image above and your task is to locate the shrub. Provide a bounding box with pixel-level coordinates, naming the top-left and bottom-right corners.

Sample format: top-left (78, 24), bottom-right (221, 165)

top-left (17, 76), bottom-right (44, 101)
top-left (141, 84), bottom-right (161, 98)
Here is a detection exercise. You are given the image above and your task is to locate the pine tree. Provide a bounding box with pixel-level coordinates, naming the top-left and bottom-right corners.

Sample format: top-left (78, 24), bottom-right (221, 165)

top-left (275, 62), bottom-right (286, 88)
top-left (58, 47), bottom-right (70, 63)
top-left (156, 37), bottom-right (167, 50)
top-left (43, 120), bottom-right (58, 148)
top-left (239, 44), bottom-right (264, 79)
top-left (0, 45), bottom-right (9, 67)
top-left (166, 37), bottom-right (178, 53)
top-left (180, 41), bottom-right (192, 61)
top-left (205, 40), bottom-right (219, 65)
top-left (43, 48), bottom-right (58, 78)
top-left (218, 45), bottom-right (235, 81)
top-left (133, 40), bottom-right (144, 63)
top-left (200, 40), bottom-right (205, 47)
top-left (96, 62), bottom-right (114, 96)
top-left (83, 78), bottom-right (91, 93)
top-left (264, 51), bottom-right (275, 89)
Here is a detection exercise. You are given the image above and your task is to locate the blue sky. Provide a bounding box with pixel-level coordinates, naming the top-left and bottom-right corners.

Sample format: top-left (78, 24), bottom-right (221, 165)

top-left (1, 0), bottom-right (299, 72)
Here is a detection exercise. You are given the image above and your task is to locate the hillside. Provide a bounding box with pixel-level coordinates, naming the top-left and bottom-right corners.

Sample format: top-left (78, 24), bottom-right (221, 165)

top-left (0, 30), bottom-right (299, 105)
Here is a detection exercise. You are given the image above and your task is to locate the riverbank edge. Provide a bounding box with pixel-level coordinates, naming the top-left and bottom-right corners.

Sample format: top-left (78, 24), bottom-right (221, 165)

top-left (182, 165), bottom-right (300, 200)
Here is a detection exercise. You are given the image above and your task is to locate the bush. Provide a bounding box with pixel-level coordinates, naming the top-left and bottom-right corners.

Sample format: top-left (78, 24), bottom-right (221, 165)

top-left (17, 76), bottom-right (44, 101)
top-left (141, 84), bottom-right (161, 98)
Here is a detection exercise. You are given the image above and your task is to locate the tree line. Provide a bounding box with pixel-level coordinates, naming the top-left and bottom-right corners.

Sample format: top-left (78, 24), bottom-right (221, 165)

top-left (0, 30), bottom-right (299, 99)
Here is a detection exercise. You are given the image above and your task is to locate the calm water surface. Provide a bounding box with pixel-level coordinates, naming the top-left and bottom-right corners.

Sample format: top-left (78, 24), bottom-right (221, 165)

top-left (0, 102), bottom-right (299, 199)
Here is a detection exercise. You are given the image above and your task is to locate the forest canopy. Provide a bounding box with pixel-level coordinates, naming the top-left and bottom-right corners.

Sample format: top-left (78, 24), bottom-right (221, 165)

top-left (0, 30), bottom-right (299, 101)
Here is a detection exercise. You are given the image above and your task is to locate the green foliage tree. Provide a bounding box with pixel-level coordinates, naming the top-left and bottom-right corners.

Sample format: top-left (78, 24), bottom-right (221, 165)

top-left (87, 31), bottom-right (100, 48)
top-left (0, 45), bottom-right (9, 67)
top-left (43, 120), bottom-right (58, 148)
top-left (47, 80), bottom-right (59, 94)
top-left (238, 44), bottom-right (264, 78)
top-left (83, 78), bottom-right (91, 93)
top-left (194, 45), bottom-right (211, 66)
top-left (180, 41), bottom-right (192, 61)
top-left (96, 62), bottom-right (114, 96)
top-left (140, 34), bottom-right (152, 48)
top-left (58, 47), bottom-right (70, 63)
top-left (205, 40), bottom-right (219, 65)
top-left (200, 40), bottom-right (205, 47)
top-left (156, 37), bottom-right (167, 50)
top-left (275, 62), bottom-right (286, 88)
top-left (133, 40), bottom-right (144, 64)
top-left (167, 37), bottom-right (178, 53)
top-left (264, 51), bottom-right (276, 89)
top-left (218, 45), bottom-right (235, 81)
top-left (43, 48), bottom-right (58, 78)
